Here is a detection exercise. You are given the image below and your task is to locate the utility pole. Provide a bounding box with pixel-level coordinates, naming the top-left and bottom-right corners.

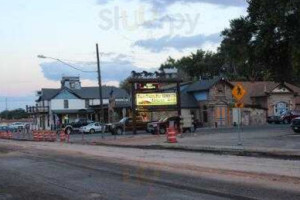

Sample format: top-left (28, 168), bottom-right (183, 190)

top-left (96, 44), bottom-right (104, 123)
top-left (5, 98), bottom-right (8, 119)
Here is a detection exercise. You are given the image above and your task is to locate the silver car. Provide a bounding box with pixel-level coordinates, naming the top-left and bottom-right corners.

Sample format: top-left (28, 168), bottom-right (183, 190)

top-left (8, 122), bottom-right (25, 130)
top-left (79, 122), bottom-right (104, 134)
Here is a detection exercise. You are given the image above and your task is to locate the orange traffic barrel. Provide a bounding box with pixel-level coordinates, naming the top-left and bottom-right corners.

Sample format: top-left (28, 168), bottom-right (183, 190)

top-left (7, 131), bottom-right (12, 140)
top-left (166, 127), bottom-right (177, 143)
top-left (33, 131), bottom-right (39, 141)
top-left (60, 130), bottom-right (66, 142)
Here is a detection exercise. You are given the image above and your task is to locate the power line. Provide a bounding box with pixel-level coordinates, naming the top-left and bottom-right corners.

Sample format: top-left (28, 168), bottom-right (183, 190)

top-left (38, 55), bottom-right (97, 73)
top-left (55, 58), bottom-right (97, 73)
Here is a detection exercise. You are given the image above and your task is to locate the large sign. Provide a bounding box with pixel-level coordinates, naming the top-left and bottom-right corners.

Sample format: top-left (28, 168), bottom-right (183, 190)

top-left (136, 93), bottom-right (177, 106)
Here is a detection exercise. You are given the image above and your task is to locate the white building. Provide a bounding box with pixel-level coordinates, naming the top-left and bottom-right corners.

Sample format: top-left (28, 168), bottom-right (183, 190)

top-left (27, 77), bottom-right (130, 130)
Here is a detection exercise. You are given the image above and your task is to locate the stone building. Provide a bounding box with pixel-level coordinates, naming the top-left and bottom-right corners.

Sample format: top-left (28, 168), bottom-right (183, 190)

top-left (231, 82), bottom-right (300, 117)
top-left (159, 78), bottom-right (300, 127)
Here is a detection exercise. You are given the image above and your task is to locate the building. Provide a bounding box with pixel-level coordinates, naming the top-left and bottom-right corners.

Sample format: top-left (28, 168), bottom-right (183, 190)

top-left (159, 77), bottom-right (300, 127)
top-left (231, 82), bottom-right (300, 117)
top-left (27, 76), bottom-right (130, 130)
top-left (156, 76), bottom-right (235, 127)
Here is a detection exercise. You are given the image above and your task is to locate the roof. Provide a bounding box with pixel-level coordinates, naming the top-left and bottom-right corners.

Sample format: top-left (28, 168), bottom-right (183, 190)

top-left (186, 76), bottom-right (230, 93)
top-left (38, 86), bottom-right (129, 101)
top-left (180, 86), bottom-right (199, 108)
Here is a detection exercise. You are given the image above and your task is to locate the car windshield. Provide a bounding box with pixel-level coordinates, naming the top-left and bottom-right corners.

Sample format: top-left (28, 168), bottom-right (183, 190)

top-left (161, 117), bottom-right (169, 122)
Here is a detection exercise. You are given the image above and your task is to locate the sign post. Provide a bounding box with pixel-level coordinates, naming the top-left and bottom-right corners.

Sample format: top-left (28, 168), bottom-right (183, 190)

top-left (232, 83), bottom-right (246, 146)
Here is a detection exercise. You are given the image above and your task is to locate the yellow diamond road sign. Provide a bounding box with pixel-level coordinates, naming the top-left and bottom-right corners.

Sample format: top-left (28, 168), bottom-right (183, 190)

top-left (232, 84), bottom-right (246, 101)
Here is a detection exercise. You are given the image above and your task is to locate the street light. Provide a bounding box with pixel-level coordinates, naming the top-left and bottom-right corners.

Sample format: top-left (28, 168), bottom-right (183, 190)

top-left (37, 46), bottom-right (104, 124)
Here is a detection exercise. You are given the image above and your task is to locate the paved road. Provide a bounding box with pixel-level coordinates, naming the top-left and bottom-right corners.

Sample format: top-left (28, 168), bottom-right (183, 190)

top-left (0, 140), bottom-right (299, 200)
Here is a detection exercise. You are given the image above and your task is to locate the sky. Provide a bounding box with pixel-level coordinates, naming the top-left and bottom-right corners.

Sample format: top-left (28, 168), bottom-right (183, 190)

top-left (0, 0), bottom-right (247, 111)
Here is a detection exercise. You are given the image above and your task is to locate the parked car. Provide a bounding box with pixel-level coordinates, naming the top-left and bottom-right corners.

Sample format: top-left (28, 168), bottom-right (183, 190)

top-left (291, 117), bottom-right (300, 133)
top-left (108, 117), bottom-right (149, 135)
top-left (280, 110), bottom-right (300, 124)
top-left (147, 116), bottom-right (180, 134)
top-left (267, 116), bottom-right (282, 124)
top-left (0, 125), bottom-right (9, 131)
top-left (63, 118), bottom-right (94, 134)
top-left (8, 122), bottom-right (26, 130)
top-left (79, 122), bottom-right (105, 134)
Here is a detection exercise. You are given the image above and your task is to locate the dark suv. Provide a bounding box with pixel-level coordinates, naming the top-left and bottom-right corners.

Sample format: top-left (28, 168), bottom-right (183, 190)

top-left (291, 117), bottom-right (300, 133)
top-left (280, 111), bottom-right (300, 124)
top-left (63, 118), bottom-right (93, 134)
top-left (108, 117), bottom-right (149, 135)
top-left (147, 116), bottom-right (180, 134)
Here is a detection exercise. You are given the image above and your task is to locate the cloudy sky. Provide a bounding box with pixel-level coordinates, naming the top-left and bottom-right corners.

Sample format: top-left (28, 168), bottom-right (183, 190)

top-left (0, 0), bottom-right (247, 111)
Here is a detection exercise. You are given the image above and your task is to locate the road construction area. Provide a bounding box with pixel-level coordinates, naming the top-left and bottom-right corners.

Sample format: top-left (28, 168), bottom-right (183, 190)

top-left (0, 137), bottom-right (300, 200)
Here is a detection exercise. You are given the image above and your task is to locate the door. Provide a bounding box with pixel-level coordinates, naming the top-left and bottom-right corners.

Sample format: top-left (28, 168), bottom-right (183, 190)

top-left (94, 123), bottom-right (101, 132)
top-left (274, 102), bottom-right (288, 116)
top-left (215, 106), bottom-right (227, 127)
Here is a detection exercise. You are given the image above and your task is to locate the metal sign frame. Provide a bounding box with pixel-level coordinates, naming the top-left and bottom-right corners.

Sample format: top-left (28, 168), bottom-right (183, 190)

top-left (128, 77), bottom-right (182, 135)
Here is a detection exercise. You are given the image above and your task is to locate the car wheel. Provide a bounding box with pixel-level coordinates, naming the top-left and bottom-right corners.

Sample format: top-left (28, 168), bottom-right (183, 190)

top-left (90, 129), bottom-right (95, 134)
top-left (116, 127), bottom-right (123, 135)
top-left (159, 128), bottom-right (166, 135)
top-left (65, 128), bottom-right (72, 135)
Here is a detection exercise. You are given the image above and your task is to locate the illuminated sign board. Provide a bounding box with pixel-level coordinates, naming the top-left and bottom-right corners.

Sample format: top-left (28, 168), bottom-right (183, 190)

top-left (137, 83), bottom-right (160, 90)
top-left (136, 93), bottom-right (177, 106)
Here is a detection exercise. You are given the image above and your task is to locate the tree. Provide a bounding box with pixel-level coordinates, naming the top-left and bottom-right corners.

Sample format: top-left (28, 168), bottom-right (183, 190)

top-left (247, 0), bottom-right (300, 82)
top-left (119, 78), bottom-right (132, 94)
top-left (0, 109), bottom-right (28, 120)
top-left (160, 51), bottom-right (224, 81)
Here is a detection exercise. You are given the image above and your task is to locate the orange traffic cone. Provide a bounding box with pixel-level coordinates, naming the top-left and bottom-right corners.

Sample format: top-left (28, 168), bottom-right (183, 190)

top-left (167, 127), bottom-right (177, 143)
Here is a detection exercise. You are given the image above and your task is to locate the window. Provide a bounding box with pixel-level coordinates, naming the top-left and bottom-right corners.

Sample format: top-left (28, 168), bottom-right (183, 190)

top-left (64, 100), bottom-right (69, 109)
top-left (85, 99), bottom-right (89, 108)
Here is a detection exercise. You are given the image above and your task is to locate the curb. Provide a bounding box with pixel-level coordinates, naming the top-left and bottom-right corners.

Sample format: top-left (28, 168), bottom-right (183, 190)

top-left (83, 142), bottom-right (300, 160)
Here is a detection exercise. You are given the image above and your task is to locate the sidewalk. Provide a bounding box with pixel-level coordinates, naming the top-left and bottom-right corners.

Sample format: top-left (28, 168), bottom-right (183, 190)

top-left (70, 125), bottom-right (300, 160)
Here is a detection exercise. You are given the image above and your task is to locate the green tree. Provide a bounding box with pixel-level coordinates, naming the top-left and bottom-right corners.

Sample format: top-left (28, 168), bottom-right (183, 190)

top-left (119, 78), bottom-right (132, 94)
top-left (160, 51), bottom-right (224, 81)
top-left (0, 109), bottom-right (28, 120)
top-left (247, 0), bottom-right (300, 82)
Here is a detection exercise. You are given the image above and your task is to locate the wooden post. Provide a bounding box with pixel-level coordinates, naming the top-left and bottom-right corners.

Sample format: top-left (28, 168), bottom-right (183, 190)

top-left (132, 83), bottom-right (137, 135)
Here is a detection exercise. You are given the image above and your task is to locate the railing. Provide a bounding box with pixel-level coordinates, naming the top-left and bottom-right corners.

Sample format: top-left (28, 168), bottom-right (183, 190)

top-left (26, 106), bottom-right (49, 114)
